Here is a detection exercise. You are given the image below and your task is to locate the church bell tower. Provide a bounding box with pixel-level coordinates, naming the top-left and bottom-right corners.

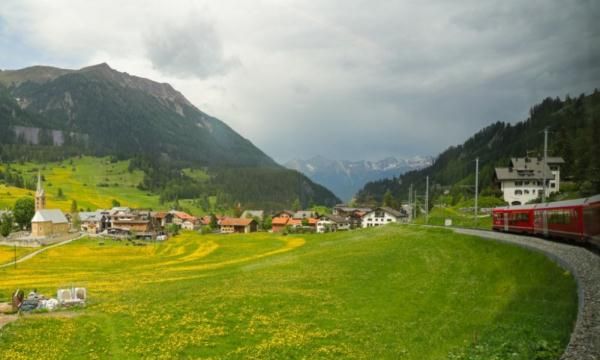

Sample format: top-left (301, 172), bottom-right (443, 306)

top-left (35, 171), bottom-right (46, 211)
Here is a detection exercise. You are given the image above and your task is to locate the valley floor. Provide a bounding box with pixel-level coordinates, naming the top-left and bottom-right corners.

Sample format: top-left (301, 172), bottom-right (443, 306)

top-left (0, 226), bottom-right (576, 359)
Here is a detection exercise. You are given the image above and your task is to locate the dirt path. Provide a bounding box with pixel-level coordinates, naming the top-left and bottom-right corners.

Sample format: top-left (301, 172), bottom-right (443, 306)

top-left (0, 233), bottom-right (85, 269)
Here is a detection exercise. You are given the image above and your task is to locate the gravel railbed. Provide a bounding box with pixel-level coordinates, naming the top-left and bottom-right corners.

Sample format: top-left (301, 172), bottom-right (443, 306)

top-left (453, 228), bottom-right (600, 360)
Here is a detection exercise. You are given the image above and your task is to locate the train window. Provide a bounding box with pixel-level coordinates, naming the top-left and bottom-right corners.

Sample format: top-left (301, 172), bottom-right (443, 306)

top-left (548, 209), bottom-right (572, 225)
top-left (509, 212), bottom-right (529, 223)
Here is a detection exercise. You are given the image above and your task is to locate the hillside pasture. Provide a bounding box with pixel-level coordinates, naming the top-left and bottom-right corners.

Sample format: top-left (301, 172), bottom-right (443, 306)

top-left (0, 157), bottom-right (206, 214)
top-left (0, 226), bottom-right (577, 359)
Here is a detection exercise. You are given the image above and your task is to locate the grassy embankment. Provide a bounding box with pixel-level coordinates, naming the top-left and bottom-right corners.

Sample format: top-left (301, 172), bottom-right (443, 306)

top-left (0, 157), bottom-right (208, 214)
top-left (0, 225), bottom-right (576, 359)
top-left (0, 246), bottom-right (35, 266)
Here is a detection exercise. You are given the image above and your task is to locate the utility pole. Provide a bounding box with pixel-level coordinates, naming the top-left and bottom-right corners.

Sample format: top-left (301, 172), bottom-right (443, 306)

top-left (425, 176), bottom-right (429, 224)
top-left (414, 189), bottom-right (417, 220)
top-left (408, 184), bottom-right (413, 222)
top-left (542, 128), bottom-right (548, 203)
top-left (474, 158), bottom-right (479, 228)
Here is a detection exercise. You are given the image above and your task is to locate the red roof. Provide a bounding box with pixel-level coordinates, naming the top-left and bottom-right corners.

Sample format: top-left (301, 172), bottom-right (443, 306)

top-left (287, 219), bottom-right (302, 226)
top-left (271, 217), bottom-right (289, 225)
top-left (307, 218), bottom-right (318, 225)
top-left (172, 211), bottom-right (196, 221)
top-left (220, 217), bottom-right (255, 226)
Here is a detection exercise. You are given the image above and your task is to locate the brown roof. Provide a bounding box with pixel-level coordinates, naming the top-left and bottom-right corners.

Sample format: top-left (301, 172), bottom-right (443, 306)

top-left (220, 217), bottom-right (255, 226)
top-left (153, 211), bottom-right (168, 218)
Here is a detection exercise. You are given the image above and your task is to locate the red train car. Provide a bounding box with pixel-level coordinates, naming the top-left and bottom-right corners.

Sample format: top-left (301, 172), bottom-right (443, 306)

top-left (492, 205), bottom-right (534, 234)
top-left (492, 194), bottom-right (600, 247)
top-left (583, 194), bottom-right (600, 247)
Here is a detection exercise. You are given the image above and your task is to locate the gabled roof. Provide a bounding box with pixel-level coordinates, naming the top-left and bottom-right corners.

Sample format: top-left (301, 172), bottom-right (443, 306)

top-left (220, 217), bottom-right (255, 226)
top-left (271, 217), bottom-right (289, 226)
top-left (320, 214), bottom-right (349, 224)
top-left (79, 211), bottom-right (104, 222)
top-left (32, 209), bottom-right (68, 224)
top-left (364, 207), bottom-right (406, 218)
top-left (170, 211), bottom-right (196, 221)
top-left (495, 156), bottom-right (560, 181)
top-left (293, 210), bottom-right (317, 219)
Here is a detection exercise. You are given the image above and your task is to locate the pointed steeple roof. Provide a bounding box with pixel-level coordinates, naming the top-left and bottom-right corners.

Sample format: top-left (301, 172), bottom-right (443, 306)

top-left (36, 171), bottom-right (44, 196)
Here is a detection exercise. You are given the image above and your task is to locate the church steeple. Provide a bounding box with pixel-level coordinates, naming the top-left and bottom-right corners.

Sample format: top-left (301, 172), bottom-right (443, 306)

top-left (35, 171), bottom-right (45, 211)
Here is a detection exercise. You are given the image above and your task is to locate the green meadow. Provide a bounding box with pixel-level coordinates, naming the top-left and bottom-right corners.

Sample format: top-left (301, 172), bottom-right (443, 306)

top-left (0, 226), bottom-right (576, 359)
top-left (415, 206), bottom-right (493, 230)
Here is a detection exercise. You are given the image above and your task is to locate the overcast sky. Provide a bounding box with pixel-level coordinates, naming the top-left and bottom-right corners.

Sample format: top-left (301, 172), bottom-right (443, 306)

top-left (1, 1), bottom-right (599, 163)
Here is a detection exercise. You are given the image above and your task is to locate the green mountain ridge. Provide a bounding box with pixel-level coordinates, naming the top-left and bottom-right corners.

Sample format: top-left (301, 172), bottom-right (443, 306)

top-left (356, 90), bottom-right (600, 206)
top-left (0, 63), bottom-right (340, 209)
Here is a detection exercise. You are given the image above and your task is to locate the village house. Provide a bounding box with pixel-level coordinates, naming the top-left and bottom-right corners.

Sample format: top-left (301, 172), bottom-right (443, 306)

top-left (79, 211), bottom-right (108, 234)
top-left (219, 217), bottom-right (257, 234)
top-left (333, 205), bottom-right (372, 229)
top-left (107, 208), bottom-right (155, 237)
top-left (361, 207), bottom-right (408, 228)
top-left (170, 211), bottom-right (199, 230)
top-left (151, 211), bottom-right (174, 228)
top-left (31, 173), bottom-right (69, 238)
top-left (316, 214), bottom-right (350, 233)
top-left (494, 156), bottom-right (564, 206)
top-left (271, 217), bottom-right (290, 232)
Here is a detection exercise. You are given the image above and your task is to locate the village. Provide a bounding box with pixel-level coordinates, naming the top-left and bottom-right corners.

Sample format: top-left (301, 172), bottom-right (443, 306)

top-left (0, 172), bottom-right (412, 245)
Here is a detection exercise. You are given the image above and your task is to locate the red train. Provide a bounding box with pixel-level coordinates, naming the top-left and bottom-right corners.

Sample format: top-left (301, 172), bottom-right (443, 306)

top-left (492, 194), bottom-right (600, 248)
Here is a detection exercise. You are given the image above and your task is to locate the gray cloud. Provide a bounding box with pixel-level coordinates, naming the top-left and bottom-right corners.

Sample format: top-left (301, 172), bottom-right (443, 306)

top-left (145, 17), bottom-right (239, 79)
top-left (1, 0), bottom-right (599, 163)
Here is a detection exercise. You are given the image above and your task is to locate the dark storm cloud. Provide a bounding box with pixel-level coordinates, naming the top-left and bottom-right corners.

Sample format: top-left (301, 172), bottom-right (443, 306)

top-left (145, 17), bottom-right (240, 79)
top-left (257, 0), bottom-right (600, 162)
top-left (2, 1), bottom-right (598, 162)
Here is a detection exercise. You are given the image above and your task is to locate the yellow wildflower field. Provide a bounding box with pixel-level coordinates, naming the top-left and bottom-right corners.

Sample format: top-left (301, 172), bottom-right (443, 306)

top-left (0, 226), bottom-right (577, 359)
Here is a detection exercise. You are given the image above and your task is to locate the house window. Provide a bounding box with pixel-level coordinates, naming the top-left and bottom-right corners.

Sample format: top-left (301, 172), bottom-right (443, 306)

top-left (524, 181), bottom-right (530, 185)
top-left (514, 190), bottom-right (523, 195)
top-left (550, 182), bottom-right (556, 188)
top-left (532, 190), bottom-right (536, 194)
top-left (515, 181), bottom-right (523, 186)
top-left (524, 190), bottom-right (529, 194)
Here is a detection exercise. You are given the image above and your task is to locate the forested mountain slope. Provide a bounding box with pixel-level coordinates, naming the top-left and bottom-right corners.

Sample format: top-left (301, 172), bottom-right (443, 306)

top-left (0, 64), bottom-right (339, 209)
top-left (356, 90), bottom-right (600, 205)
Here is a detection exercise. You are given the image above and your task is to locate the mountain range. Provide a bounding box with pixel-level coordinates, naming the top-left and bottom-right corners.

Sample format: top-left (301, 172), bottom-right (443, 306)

top-left (0, 63), bottom-right (340, 209)
top-left (285, 156), bottom-right (431, 201)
